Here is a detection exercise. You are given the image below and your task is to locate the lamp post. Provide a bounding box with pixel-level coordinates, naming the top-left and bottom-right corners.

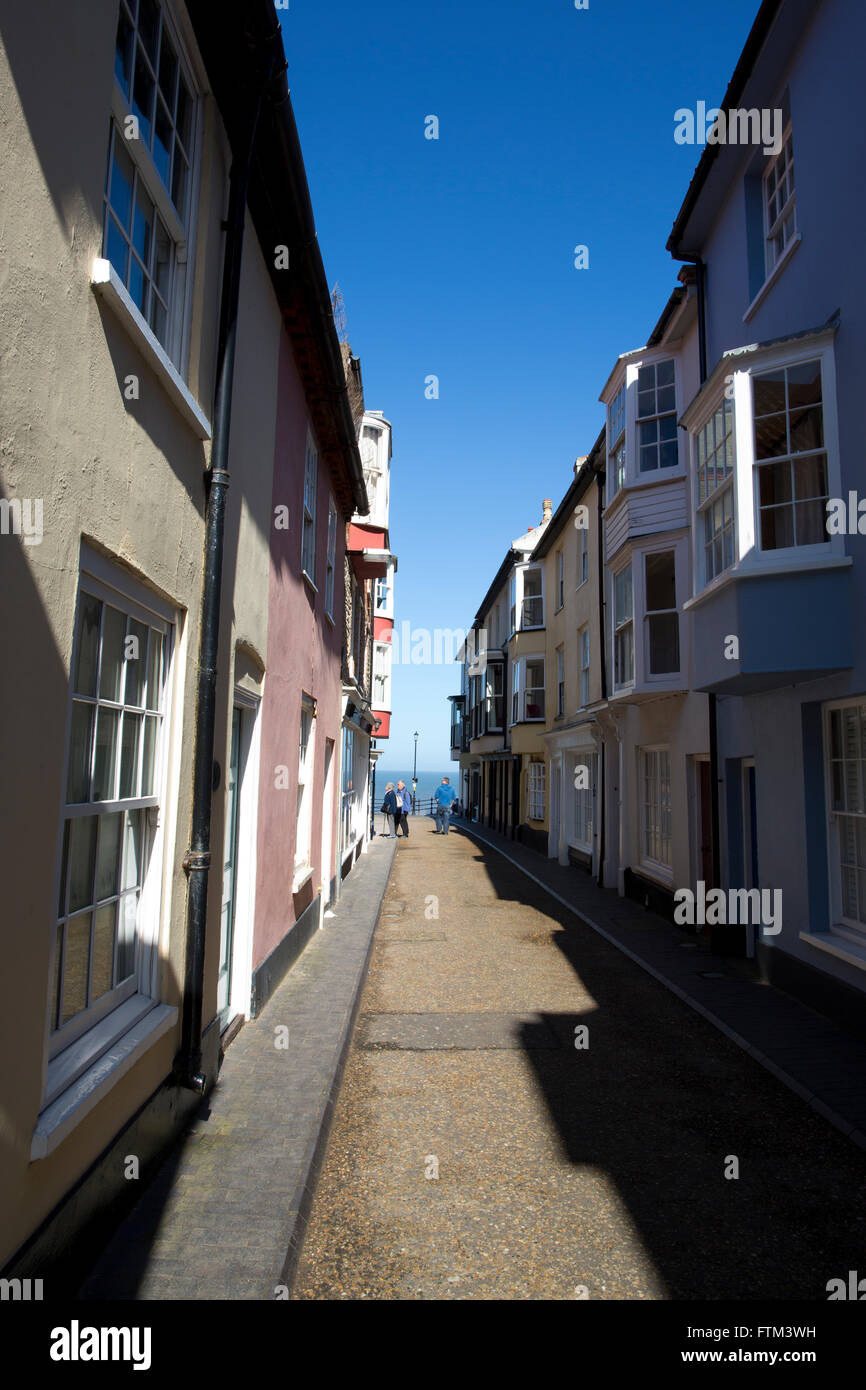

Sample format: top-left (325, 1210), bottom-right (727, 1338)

top-left (412, 731), bottom-right (418, 814)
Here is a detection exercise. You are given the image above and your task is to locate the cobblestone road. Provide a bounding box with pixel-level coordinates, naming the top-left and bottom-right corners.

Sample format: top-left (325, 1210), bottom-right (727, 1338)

top-left (293, 822), bottom-right (866, 1300)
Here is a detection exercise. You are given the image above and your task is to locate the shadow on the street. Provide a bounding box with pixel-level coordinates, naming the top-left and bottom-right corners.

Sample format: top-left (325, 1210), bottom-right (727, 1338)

top-left (455, 828), bottom-right (866, 1301)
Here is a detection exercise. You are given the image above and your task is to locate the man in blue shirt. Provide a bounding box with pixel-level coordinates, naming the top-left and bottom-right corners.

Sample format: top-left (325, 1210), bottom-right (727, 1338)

top-left (433, 777), bottom-right (457, 835)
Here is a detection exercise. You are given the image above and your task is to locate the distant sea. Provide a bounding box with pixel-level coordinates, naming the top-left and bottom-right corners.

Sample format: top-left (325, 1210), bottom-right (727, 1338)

top-left (372, 768), bottom-right (457, 811)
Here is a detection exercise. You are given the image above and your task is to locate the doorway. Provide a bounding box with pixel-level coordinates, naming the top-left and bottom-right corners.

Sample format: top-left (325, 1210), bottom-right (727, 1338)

top-left (218, 695), bottom-right (260, 1030)
top-left (321, 738), bottom-right (335, 922)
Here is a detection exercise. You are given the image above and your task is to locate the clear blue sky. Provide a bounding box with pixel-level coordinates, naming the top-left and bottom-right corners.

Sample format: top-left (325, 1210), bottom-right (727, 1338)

top-left (282, 0), bottom-right (761, 769)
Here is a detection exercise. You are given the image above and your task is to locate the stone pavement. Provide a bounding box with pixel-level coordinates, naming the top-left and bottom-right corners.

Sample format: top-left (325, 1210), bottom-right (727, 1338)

top-left (458, 819), bottom-right (866, 1150)
top-left (79, 833), bottom-right (396, 1300)
top-left (293, 820), bottom-right (866, 1300)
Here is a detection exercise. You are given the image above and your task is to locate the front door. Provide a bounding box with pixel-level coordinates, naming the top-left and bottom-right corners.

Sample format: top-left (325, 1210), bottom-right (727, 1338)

top-left (698, 759), bottom-right (714, 888)
top-left (218, 707), bottom-right (241, 1023)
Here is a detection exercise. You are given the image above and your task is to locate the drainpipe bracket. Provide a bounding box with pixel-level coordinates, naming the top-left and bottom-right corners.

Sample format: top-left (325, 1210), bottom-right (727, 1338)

top-left (183, 849), bottom-right (212, 874)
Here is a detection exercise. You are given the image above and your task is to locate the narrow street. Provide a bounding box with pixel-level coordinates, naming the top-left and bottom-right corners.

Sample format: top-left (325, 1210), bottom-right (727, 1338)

top-left (294, 821), bottom-right (866, 1301)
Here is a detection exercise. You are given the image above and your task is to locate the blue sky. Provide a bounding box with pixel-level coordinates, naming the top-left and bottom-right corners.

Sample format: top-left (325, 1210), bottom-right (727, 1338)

top-left (281, 0), bottom-right (761, 769)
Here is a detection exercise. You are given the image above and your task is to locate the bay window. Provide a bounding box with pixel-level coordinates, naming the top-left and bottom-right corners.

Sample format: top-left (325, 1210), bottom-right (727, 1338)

top-left (753, 359), bottom-right (827, 550)
top-left (637, 360), bottom-right (678, 473)
top-left (608, 380), bottom-right (626, 499)
top-left (644, 550), bottom-right (679, 676)
top-left (614, 563), bottom-right (634, 688)
top-left (511, 657), bottom-right (545, 723)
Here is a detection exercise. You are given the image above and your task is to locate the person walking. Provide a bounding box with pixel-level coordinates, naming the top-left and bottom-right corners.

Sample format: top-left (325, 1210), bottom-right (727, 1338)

top-left (433, 777), bottom-right (458, 835)
top-left (396, 780), bottom-right (411, 837)
top-left (382, 783), bottom-right (398, 837)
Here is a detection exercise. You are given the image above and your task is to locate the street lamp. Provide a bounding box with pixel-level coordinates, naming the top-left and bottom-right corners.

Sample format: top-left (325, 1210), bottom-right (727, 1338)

top-left (412, 731), bottom-right (418, 813)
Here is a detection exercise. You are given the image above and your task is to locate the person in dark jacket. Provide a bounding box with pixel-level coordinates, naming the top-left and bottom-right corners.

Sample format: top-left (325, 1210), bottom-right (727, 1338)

top-left (382, 784), bottom-right (400, 837)
top-left (396, 780), bottom-right (411, 836)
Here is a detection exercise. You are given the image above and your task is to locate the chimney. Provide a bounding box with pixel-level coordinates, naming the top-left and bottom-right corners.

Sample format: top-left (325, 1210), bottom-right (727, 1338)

top-left (573, 455), bottom-right (588, 478)
top-left (542, 498), bottom-right (552, 523)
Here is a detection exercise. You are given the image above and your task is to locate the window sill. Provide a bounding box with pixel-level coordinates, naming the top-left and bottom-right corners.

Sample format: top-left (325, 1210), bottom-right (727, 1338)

top-left (302, 571), bottom-right (319, 595)
top-left (743, 233), bottom-right (802, 323)
top-left (800, 930), bottom-right (866, 973)
top-left (325, 612), bottom-right (335, 628)
top-left (636, 860), bottom-right (674, 888)
top-left (90, 259), bottom-right (211, 440)
top-left (32, 1002), bottom-right (176, 1160)
top-left (292, 864), bottom-right (315, 893)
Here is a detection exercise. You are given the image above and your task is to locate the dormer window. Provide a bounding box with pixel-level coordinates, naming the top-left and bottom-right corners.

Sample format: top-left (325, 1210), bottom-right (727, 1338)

top-left (637, 360), bottom-right (678, 473)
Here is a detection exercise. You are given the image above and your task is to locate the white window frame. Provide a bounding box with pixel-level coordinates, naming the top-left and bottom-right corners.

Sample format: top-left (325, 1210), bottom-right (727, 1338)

top-left (694, 394), bottom-right (737, 588)
top-left (556, 645), bottom-right (565, 718)
top-left (823, 699), bottom-right (866, 942)
top-left (515, 563), bottom-right (545, 631)
top-left (106, 0), bottom-right (200, 370)
top-left (640, 746), bottom-right (673, 876)
top-left (579, 626), bottom-right (590, 708)
top-left (325, 496), bottom-right (337, 620)
top-left (764, 122), bottom-right (796, 277)
top-left (644, 549), bottom-right (680, 678)
top-left (636, 358), bottom-right (679, 475)
top-left (302, 428), bottom-right (318, 583)
top-left (613, 561), bottom-right (634, 690)
top-left (751, 357), bottom-right (829, 556)
top-left (527, 762), bottom-right (546, 821)
top-left (294, 696), bottom-right (316, 883)
top-left (577, 523), bottom-right (589, 588)
top-left (372, 640), bottom-right (392, 712)
top-left (607, 380), bottom-right (626, 500)
top-left (556, 550), bottom-right (564, 611)
top-left (43, 550), bottom-right (177, 1109)
top-left (510, 655), bottom-right (546, 725)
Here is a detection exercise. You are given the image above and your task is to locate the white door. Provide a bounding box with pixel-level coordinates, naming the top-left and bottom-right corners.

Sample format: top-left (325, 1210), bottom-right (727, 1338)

top-left (218, 708), bottom-right (242, 1023)
top-left (321, 738), bottom-right (335, 921)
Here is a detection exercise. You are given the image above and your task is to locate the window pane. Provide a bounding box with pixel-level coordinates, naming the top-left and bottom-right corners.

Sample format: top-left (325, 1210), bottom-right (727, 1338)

top-left (67, 814), bottom-right (98, 914)
top-left (67, 701), bottom-right (94, 803)
top-left (145, 627), bottom-right (164, 707)
top-left (119, 712), bottom-right (142, 798)
top-left (122, 809), bottom-right (144, 890)
top-left (754, 369), bottom-right (786, 417)
top-left (115, 6), bottom-right (135, 97)
top-left (132, 183), bottom-right (154, 270)
top-left (95, 811), bottom-right (122, 902)
top-left (129, 256), bottom-right (147, 313)
top-left (158, 33), bottom-right (178, 111)
top-left (761, 505), bottom-right (795, 550)
top-left (795, 499), bottom-right (827, 546)
top-left (91, 904), bottom-right (117, 1000)
top-left (646, 551), bottom-right (676, 611)
top-left (758, 461), bottom-right (792, 507)
top-left (124, 619), bottom-right (148, 705)
top-left (100, 605), bottom-right (127, 701)
top-left (105, 215), bottom-right (130, 282)
top-left (117, 894), bottom-right (138, 980)
top-left (793, 454), bottom-right (827, 501)
top-left (649, 612), bottom-right (680, 674)
top-left (152, 217), bottom-right (171, 302)
top-left (61, 914), bottom-right (91, 1023)
top-left (74, 593), bottom-right (102, 696)
top-left (93, 707), bottom-right (120, 800)
top-left (51, 931), bottom-right (63, 1032)
top-left (108, 137), bottom-right (135, 230)
top-left (790, 406), bottom-right (824, 455)
top-left (133, 48), bottom-right (155, 146)
top-left (153, 97), bottom-right (172, 187)
top-left (786, 360), bottom-right (821, 407)
top-left (754, 411), bottom-right (788, 460)
top-left (138, 0), bottom-right (160, 62)
top-left (175, 76), bottom-right (192, 150)
top-left (171, 147), bottom-right (188, 217)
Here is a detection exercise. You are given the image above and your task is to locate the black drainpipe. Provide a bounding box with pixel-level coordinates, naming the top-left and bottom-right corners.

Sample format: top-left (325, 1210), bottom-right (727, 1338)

top-left (175, 57), bottom-right (280, 1092)
top-left (678, 255), bottom-right (720, 891)
top-left (595, 467), bottom-right (607, 888)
